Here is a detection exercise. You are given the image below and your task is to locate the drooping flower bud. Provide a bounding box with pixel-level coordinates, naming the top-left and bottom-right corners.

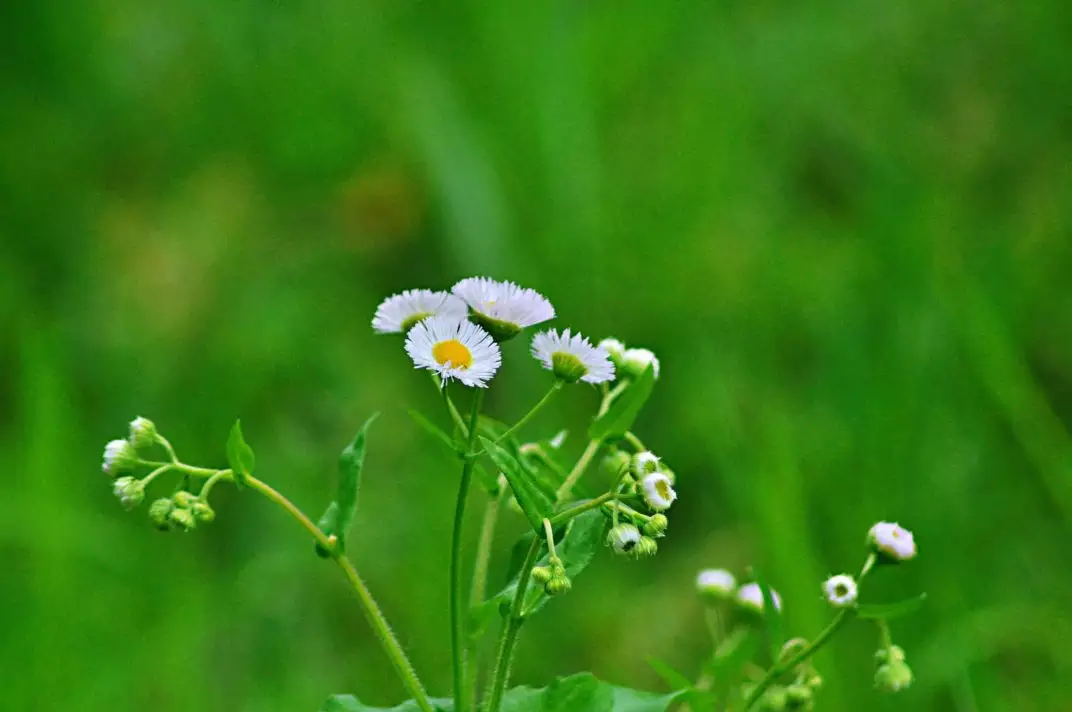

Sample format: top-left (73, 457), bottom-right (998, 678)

top-left (191, 500), bottom-right (216, 523)
top-left (544, 572), bottom-right (572, 596)
top-left (821, 574), bottom-right (858, 608)
top-left (631, 451), bottom-right (660, 476)
top-left (868, 522), bottom-right (917, 562)
top-left (113, 476), bottom-right (145, 510)
top-left (102, 439), bottom-right (137, 476)
top-left (128, 417), bottom-right (157, 450)
top-left (169, 507), bottom-right (197, 531)
top-left (621, 348), bottom-right (660, 380)
top-left (640, 472), bottom-right (677, 512)
top-left (149, 498), bottom-right (173, 531)
top-left (531, 566), bottom-right (553, 584)
top-left (874, 661), bottom-right (913, 693)
top-left (736, 582), bottom-right (783, 614)
top-left (607, 523), bottom-right (642, 556)
top-left (173, 491), bottom-right (197, 509)
top-left (696, 568), bottom-right (736, 601)
top-left (634, 536), bottom-right (658, 558)
top-left (643, 513), bottom-right (669, 538)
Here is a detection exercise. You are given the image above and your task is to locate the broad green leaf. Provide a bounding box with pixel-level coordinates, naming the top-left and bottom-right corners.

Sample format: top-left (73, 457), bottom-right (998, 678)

top-left (856, 593), bottom-right (928, 620)
top-left (407, 409), bottom-right (459, 454)
top-left (481, 436), bottom-right (553, 531)
top-left (225, 419), bottom-right (255, 489)
top-left (315, 414), bottom-right (378, 556)
top-left (478, 414), bottom-right (520, 455)
top-left (753, 568), bottom-right (783, 662)
top-left (321, 695), bottom-right (452, 711)
top-left (588, 365), bottom-right (655, 442)
top-left (646, 657), bottom-right (693, 690)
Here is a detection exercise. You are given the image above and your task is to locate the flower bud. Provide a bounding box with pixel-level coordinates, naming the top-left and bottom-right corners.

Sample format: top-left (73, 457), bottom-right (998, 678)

top-left (761, 686), bottom-right (788, 711)
top-left (875, 645), bottom-right (906, 665)
top-left (531, 566), bottom-right (552, 584)
top-left (736, 582), bottom-right (782, 614)
top-left (874, 661), bottom-right (913, 693)
top-left (867, 522), bottom-right (917, 562)
top-left (544, 572), bottom-right (572, 596)
top-left (806, 674), bottom-right (823, 690)
top-left (696, 569), bottom-right (736, 601)
top-left (643, 513), bottom-right (669, 537)
top-left (607, 523), bottom-right (642, 556)
top-left (173, 490), bottom-right (197, 509)
top-left (622, 348), bottom-right (660, 380)
top-left (603, 450), bottom-right (633, 478)
top-left (113, 476), bottom-right (145, 510)
top-left (597, 338), bottom-right (626, 367)
top-left (149, 498), bottom-right (173, 530)
top-left (821, 574), bottom-right (858, 608)
top-left (631, 451), bottom-right (660, 476)
top-left (191, 500), bottom-right (215, 523)
top-left (640, 472), bottom-right (677, 512)
top-left (102, 439), bottom-right (137, 476)
top-left (128, 417), bottom-right (157, 450)
top-left (636, 536), bottom-right (659, 558)
top-left (786, 684), bottom-right (813, 707)
top-left (169, 507), bottom-right (197, 531)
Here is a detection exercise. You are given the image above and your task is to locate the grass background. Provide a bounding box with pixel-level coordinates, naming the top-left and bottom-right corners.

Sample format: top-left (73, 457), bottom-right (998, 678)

top-left (2, 1), bottom-right (1070, 710)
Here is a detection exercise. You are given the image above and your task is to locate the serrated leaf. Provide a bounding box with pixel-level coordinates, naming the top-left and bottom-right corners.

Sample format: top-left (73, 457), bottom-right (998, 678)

top-left (407, 409), bottom-right (460, 454)
top-left (588, 365), bottom-right (655, 442)
top-left (753, 568), bottom-right (783, 662)
top-left (315, 414), bottom-right (378, 555)
top-left (225, 419), bottom-right (255, 489)
top-left (481, 436), bottom-right (553, 532)
top-left (856, 593), bottom-right (928, 620)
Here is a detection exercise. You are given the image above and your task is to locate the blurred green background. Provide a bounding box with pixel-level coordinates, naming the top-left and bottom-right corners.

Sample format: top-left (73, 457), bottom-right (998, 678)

top-left (3, 1), bottom-right (1071, 710)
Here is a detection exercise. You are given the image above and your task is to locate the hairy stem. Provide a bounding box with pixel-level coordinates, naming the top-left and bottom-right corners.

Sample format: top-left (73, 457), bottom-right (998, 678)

top-left (484, 536), bottom-right (542, 712)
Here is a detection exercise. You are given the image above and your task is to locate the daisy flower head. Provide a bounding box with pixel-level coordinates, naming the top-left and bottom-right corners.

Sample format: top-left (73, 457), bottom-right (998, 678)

top-left (640, 472), bottom-right (677, 511)
top-left (868, 522), bottom-right (917, 562)
top-left (696, 568), bottom-right (737, 601)
top-left (404, 316), bottom-right (501, 388)
top-left (102, 439), bottom-right (136, 476)
top-left (822, 574), bottom-right (858, 608)
top-left (530, 329), bottom-right (615, 384)
top-left (737, 582), bottom-right (782, 614)
top-left (622, 347), bottom-right (660, 380)
top-left (372, 289), bottom-right (467, 334)
top-left (452, 277), bottom-right (555, 341)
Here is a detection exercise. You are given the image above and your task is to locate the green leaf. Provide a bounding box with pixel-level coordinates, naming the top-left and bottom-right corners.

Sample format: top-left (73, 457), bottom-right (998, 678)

top-left (646, 657), bottom-right (693, 690)
top-left (481, 436), bottom-right (553, 532)
top-left (588, 365), bottom-right (656, 442)
top-left (407, 409), bottom-right (460, 455)
top-left (320, 695), bottom-right (452, 711)
top-left (856, 593), bottom-right (928, 620)
top-left (225, 419), bottom-right (255, 489)
top-left (753, 568), bottom-right (783, 662)
top-left (315, 414), bottom-right (378, 556)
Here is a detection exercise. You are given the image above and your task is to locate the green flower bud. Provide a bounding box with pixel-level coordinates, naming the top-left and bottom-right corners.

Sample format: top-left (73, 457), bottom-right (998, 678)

top-left (113, 476), bottom-right (145, 510)
top-left (128, 417), bottom-right (157, 450)
top-left (634, 536), bottom-right (659, 558)
top-left (631, 451), bottom-right (660, 476)
top-left (149, 498), bottom-right (173, 531)
top-left (531, 566), bottom-right (552, 584)
top-left (875, 660), bottom-right (913, 693)
top-left (102, 439), bottom-right (137, 476)
top-left (696, 569), bottom-right (736, 601)
top-left (761, 686), bottom-right (788, 711)
top-left (173, 491), bottom-right (197, 509)
top-left (603, 450), bottom-right (632, 478)
top-left (806, 673), bottom-right (823, 690)
top-left (169, 507), bottom-right (197, 531)
top-left (544, 573), bottom-right (572, 596)
top-left (875, 645), bottom-right (906, 665)
top-left (621, 348), bottom-right (660, 380)
top-left (786, 684), bottom-right (813, 707)
top-left (643, 513), bottom-right (669, 537)
top-left (191, 500), bottom-right (215, 523)
top-left (597, 338), bottom-right (626, 367)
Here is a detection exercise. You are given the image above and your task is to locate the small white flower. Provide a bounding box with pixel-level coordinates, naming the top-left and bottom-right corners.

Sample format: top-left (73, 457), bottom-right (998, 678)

top-left (607, 523), bottom-right (642, 555)
top-left (102, 439), bottom-right (136, 476)
top-left (640, 472), bottom-right (677, 511)
top-left (372, 289), bottom-right (467, 334)
top-left (868, 522), bottom-right (917, 562)
top-left (632, 450), bottom-right (660, 475)
top-left (696, 569), bottom-right (737, 599)
top-left (822, 574), bottom-right (858, 608)
top-left (622, 347), bottom-right (660, 379)
top-left (598, 338), bottom-right (626, 364)
top-left (737, 582), bottom-right (782, 613)
top-left (452, 277), bottom-right (555, 340)
top-left (404, 317), bottom-right (501, 388)
top-left (129, 416), bottom-right (157, 449)
top-left (531, 329), bottom-right (615, 384)
top-left (113, 476), bottom-right (145, 510)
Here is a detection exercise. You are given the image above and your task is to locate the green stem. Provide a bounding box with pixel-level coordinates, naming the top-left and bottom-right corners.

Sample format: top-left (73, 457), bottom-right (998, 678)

top-left (439, 377), bottom-right (470, 437)
top-left (155, 434), bottom-right (180, 462)
top-left (451, 390), bottom-right (485, 712)
top-left (199, 469), bottom-right (231, 500)
top-left (468, 488), bottom-right (505, 710)
top-left (548, 491), bottom-right (617, 526)
top-left (485, 536), bottom-right (542, 712)
top-left (140, 463), bottom-right (175, 488)
top-left (244, 474), bottom-right (435, 712)
top-left (623, 431), bottom-right (646, 452)
top-left (554, 439), bottom-right (602, 501)
top-left (597, 381), bottom-right (629, 417)
top-left (494, 382), bottom-right (563, 445)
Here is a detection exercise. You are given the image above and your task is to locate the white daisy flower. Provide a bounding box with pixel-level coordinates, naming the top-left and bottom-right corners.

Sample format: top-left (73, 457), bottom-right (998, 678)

top-left (372, 289), bottom-right (468, 334)
top-left (737, 582), bottom-right (782, 613)
top-left (868, 522), bottom-right (917, 562)
top-left (598, 338), bottom-right (626, 365)
top-left (696, 569), bottom-right (737, 600)
top-left (530, 329), bottom-right (615, 384)
top-left (622, 347), bottom-right (660, 379)
top-left (102, 439), bottom-right (137, 476)
top-left (640, 472), bottom-right (677, 511)
top-left (404, 317), bottom-right (501, 388)
top-left (129, 416), bottom-right (157, 449)
top-left (632, 450), bottom-right (660, 475)
top-left (607, 523), bottom-right (642, 555)
top-left (822, 574), bottom-right (858, 608)
top-left (452, 277), bottom-right (555, 340)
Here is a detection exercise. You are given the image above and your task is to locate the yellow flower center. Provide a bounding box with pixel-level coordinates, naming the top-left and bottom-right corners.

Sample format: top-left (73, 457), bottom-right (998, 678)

top-left (654, 478), bottom-right (672, 501)
top-left (432, 339), bottom-right (473, 369)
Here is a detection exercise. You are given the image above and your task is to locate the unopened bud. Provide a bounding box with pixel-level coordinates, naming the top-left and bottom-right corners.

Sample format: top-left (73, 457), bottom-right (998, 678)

top-left (786, 684), bottom-right (813, 707)
top-left (874, 645), bottom-right (906, 665)
top-left (191, 500), bottom-right (215, 523)
top-left (173, 491), bottom-right (197, 509)
top-left (643, 513), bottom-right (669, 537)
top-left (128, 417), bottom-right (157, 449)
top-left (531, 566), bottom-right (552, 584)
top-left (696, 569), bottom-right (736, 601)
top-left (635, 536), bottom-right (658, 558)
top-left (875, 661), bottom-right (913, 693)
top-left (597, 338), bottom-right (626, 367)
top-left (102, 439), bottom-right (137, 476)
top-left (149, 498), bottom-right (173, 530)
top-left (622, 348), bottom-right (660, 380)
top-left (544, 573), bottom-right (572, 596)
top-left (736, 582), bottom-right (782, 614)
top-left (607, 523), bottom-right (642, 556)
top-left (113, 476), bottom-right (144, 510)
top-left (761, 686), bottom-right (788, 711)
top-left (603, 450), bottom-right (632, 478)
top-left (169, 507), bottom-right (197, 531)
top-left (868, 522), bottom-right (917, 562)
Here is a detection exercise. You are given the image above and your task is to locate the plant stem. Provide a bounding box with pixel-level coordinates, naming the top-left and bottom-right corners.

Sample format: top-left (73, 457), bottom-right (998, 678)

top-left (244, 474), bottom-right (435, 712)
top-left (554, 439), bottom-right (601, 501)
top-left (623, 431), bottom-right (646, 452)
top-left (548, 491), bottom-right (617, 526)
top-left (493, 382), bottom-right (563, 445)
top-left (484, 536), bottom-right (542, 712)
top-left (451, 390), bottom-right (485, 712)
top-left (597, 381), bottom-right (629, 417)
top-left (439, 376), bottom-right (470, 437)
top-left (467, 488), bottom-right (505, 710)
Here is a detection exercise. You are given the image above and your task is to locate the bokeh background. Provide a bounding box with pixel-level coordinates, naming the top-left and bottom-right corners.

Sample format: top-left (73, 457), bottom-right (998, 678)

top-left (3, 1), bottom-right (1071, 710)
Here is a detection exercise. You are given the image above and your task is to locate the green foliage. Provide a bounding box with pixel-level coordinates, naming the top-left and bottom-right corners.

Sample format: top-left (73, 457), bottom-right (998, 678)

top-left (856, 593), bottom-right (929, 621)
top-left (588, 367), bottom-right (655, 442)
top-left (225, 419), bottom-right (255, 489)
top-left (753, 569), bottom-right (783, 663)
top-left (480, 436), bottom-right (554, 532)
top-left (322, 673), bottom-right (678, 712)
top-left (315, 414), bottom-right (379, 556)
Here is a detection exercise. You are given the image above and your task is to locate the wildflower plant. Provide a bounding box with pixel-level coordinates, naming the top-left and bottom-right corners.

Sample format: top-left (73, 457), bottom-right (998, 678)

top-left (100, 276), bottom-right (925, 711)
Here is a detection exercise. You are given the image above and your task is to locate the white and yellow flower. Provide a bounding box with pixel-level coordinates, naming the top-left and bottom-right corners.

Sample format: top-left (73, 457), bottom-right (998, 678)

top-left (531, 329), bottom-right (615, 384)
top-left (404, 317), bottom-right (501, 388)
top-left (640, 472), bottom-right (677, 511)
top-left (622, 347), bottom-right (660, 379)
top-left (372, 289), bottom-right (468, 334)
top-left (737, 582), bottom-right (782, 613)
top-left (452, 277), bottom-right (554, 340)
top-left (822, 574), bottom-right (858, 608)
top-left (632, 450), bottom-right (661, 475)
top-left (868, 522), bottom-right (917, 562)
top-left (696, 569), bottom-right (737, 600)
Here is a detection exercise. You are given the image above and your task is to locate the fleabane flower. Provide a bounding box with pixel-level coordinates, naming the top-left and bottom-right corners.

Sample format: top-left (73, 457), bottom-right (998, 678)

top-left (102, 439), bottom-right (137, 476)
top-left (868, 522), bottom-right (917, 562)
top-left (822, 574), bottom-right (858, 608)
top-left (696, 569), bottom-right (737, 600)
top-left (607, 523), bottom-right (642, 555)
top-left (598, 338), bottom-right (626, 366)
top-left (632, 450), bottom-right (660, 476)
top-left (737, 582), bottom-right (782, 613)
top-left (372, 289), bottom-right (467, 334)
top-left (405, 317), bottom-right (501, 387)
top-left (622, 347), bottom-right (660, 379)
top-left (452, 277), bottom-right (554, 341)
top-left (640, 472), bottom-right (677, 511)
top-left (531, 329), bottom-right (615, 384)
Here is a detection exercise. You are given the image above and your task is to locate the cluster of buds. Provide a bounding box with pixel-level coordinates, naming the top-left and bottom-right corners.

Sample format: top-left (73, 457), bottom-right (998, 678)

top-left (596, 338), bottom-right (660, 381)
top-left (531, 554), bottom-right (572, 597)
top-left (694, 568), bottom-right (783, 615)
top-left (102, 417), bottom-right (157, 477)
top-left (149, 491), bottom-right (215, 532)
top-left (602, 448), bottom-right (677, 559)
top-left (874, 645), bottom-right (913, 693)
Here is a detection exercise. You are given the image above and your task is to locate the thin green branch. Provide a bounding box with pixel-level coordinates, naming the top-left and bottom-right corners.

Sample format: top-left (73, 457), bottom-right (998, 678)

top-left (484, 536), bottom-right (542, 712)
